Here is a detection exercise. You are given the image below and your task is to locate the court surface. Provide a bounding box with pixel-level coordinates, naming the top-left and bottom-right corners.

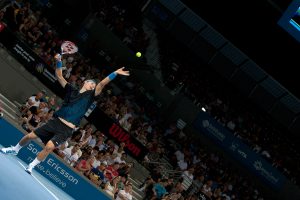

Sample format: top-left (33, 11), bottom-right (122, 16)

top-left (0, 145), bottom-right (74, 200)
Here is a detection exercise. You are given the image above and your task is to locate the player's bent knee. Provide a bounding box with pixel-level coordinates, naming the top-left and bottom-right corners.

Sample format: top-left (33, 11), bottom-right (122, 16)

top-left (45, 141), bottom-right (55, 152)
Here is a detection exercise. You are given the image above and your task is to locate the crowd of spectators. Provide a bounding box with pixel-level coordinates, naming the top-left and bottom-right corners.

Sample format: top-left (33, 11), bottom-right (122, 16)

top-left (156, 28), bottom-right (300, 186)
top-left (1, 1), bottom-right (297, 200)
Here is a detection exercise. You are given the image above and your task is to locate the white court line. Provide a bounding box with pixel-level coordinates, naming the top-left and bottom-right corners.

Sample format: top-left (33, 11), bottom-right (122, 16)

top-left (0, 93), bottom-right (17, 108)
top-left (17, 161), bottom-right (60, 200)
top-left (0, 99), bottom-right (18, 114)
top-left (1, 107), bottom-right (16, 120)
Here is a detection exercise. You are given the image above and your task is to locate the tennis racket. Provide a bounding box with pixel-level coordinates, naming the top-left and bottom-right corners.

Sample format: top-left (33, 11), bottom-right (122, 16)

top-left (61, 40), bottom-right (78, 55)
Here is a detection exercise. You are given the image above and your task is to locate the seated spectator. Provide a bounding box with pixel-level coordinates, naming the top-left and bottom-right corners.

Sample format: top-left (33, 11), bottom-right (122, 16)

top-left (182, 167), bottom-right (194, 191)
top-left (114, 152), bottom-right (127, 164)
top-left (201, 180), bottom-right (213, 199)
top-left (104, 162), bottom-right (120, 182)
top-left (92, 151), bottom-right (104, 169)
top-left (117, 162), bottom-right (132, 178)
top-left (79, 126), bottom-right (93, 147)
top-left (87, 131), bottom-right (98, 148)
top-left (21, 106), bottom-right (41, 132)
top-left (117, 176), bottom-right (127, 191)
top-left (113, 142), bottom-right (126, 158)
top-left (104, 176), bottom-right (121, 198)
top-left (60, 143), bottom-right (81, 166)
top-left (89, 162), bottom-right (107, 186)
top-left (20, 91), bottom-right (44, 114)
top-left (115, 182), bottom-right (133, 200)
top-left (151, 179), bottom-right (168, 200)
top-left (75, 155), bottom-right (95, 176)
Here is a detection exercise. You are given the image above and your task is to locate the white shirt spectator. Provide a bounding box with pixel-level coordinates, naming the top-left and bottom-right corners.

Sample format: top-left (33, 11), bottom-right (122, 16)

top-left (88, 137), bottom-right (97, 148)
top-left (92, 159), bottom-right (101, 168)
top-left (178, 160), bottom-right (188, 171)
top-left (119, 118), bottom-right (132, 131)
top-left (114, 156), bottom-right (126, 164)
top-left (120, 113), bottom-right (132, 122)
top-left (98, 143), bottom-right (106, 151)
top-left (174, 150), bottom-right (184, 162)
top-left (62, 147), bottom-right (80, 166)
top-left (80, 132), bottom-right (92, 145)
top-left (26, 96), bottom-right (41, 107)
top-left (116, 190), bottom-right (132, 200)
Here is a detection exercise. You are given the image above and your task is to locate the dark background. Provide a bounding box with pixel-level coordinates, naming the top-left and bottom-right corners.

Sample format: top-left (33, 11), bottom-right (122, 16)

top-left (181, 0), bottom-right (300, 98)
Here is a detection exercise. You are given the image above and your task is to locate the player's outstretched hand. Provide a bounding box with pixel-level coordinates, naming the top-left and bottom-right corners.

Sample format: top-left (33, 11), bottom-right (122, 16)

top-left (116, 67), bottom-right (130, 76)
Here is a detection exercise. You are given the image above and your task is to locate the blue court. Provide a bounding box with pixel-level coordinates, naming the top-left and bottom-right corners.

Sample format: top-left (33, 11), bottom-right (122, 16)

top-left (0, 148), bottom-right (73, 200)
top-left (0, 118), bottom-right (111, 200)
top-left (0, 118), bottom-right (74, 200)
top-left (0, 146), bottom-right (74, 200)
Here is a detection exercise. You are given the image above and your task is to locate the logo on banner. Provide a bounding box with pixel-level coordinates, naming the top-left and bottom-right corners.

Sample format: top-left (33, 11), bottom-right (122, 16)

top-left (253, 160), bottom-right (279, 184)
top-left (109, 123), bottom-right (141, 157)
top-left (230, 141), bottom-right (239, 151)
top-left (201, 120), bottom-right (225, 142)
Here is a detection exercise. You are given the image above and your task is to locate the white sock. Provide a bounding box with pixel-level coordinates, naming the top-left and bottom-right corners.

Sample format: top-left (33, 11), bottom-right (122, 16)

top-left (13, 143), bottom-right (23, 152)
top-left (28, 157), bottom-right (41, 169)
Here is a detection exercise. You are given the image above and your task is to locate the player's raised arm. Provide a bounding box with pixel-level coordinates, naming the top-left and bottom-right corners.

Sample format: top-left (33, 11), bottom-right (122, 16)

top-left (54, 54), bottom-right (68, 88)
top-left (95, 67), bottom-right (130, 96)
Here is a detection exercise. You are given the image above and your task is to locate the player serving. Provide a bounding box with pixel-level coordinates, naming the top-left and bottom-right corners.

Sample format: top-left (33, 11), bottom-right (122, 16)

top-left (0, 42), bottom-right (130, 174)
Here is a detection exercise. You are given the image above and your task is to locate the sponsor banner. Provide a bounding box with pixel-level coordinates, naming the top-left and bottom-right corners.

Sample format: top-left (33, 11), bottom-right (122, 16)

top-left (0, 119), bottom-right (111, 200)
top-left (193, 111), bottom-right (286, 189)
top-left (86, 107), bottom-right (148, 160)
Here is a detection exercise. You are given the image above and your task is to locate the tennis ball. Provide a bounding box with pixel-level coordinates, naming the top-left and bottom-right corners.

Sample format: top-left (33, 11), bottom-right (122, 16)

top-left (136, 52), bottom-right (142, 57)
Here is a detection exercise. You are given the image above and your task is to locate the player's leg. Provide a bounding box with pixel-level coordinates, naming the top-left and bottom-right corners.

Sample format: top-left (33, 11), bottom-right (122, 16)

top-left (25, 140), bottom-right (55, 174)
top-left (25, 118), bottom-right (73, 174)
top-left (0, 131), bottom-right (38, 155)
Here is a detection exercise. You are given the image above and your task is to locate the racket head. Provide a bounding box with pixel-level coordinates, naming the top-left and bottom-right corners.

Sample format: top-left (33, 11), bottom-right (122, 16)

top-left (61, 41), bottom-right (78, 55)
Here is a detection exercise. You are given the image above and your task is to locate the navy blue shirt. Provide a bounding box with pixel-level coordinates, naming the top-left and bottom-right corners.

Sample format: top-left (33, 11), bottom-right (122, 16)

top-left (55, 83), bottom-right (96, 126)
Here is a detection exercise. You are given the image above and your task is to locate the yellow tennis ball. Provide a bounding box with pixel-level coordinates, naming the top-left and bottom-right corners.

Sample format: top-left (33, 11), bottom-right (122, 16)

top-left (136, 52), bottom-right (142, 57)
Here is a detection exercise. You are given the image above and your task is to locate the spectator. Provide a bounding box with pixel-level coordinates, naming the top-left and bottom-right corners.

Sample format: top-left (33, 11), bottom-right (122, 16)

top-left (104, 176), bottom-right (121, 198)
top-left (75, 155), bottom-right (95, 176)
top-left (116, 183), bottom-right (133, 200)
top-left (60, 143), bottom-right (81, 166)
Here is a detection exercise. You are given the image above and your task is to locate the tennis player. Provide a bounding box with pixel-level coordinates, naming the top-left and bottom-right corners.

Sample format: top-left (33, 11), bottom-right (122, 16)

top-left (1, 53), bottom-right (129, 174)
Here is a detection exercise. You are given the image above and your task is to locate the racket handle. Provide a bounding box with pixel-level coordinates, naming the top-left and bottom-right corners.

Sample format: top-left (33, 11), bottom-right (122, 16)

top-left (55, 53), bottom-right (62, 61)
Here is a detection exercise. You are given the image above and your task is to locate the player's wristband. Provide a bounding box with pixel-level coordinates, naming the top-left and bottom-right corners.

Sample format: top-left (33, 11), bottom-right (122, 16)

top-left (108, 72), bottom-right (117, 80)
top-left (56, 61), bottom-right (63, 69)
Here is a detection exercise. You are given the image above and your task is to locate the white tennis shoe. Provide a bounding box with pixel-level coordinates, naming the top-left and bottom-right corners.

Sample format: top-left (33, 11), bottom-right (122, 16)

top-left (0, 146), bottom-right (18, 155)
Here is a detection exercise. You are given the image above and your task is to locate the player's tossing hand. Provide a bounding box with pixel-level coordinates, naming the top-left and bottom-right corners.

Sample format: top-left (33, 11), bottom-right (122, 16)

top-left (115, 67), bottom-right (130, 76)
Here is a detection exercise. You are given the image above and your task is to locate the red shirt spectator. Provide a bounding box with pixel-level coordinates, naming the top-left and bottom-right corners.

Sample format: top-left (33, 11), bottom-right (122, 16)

top-left (104, 162), bottom-right (120, 182)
